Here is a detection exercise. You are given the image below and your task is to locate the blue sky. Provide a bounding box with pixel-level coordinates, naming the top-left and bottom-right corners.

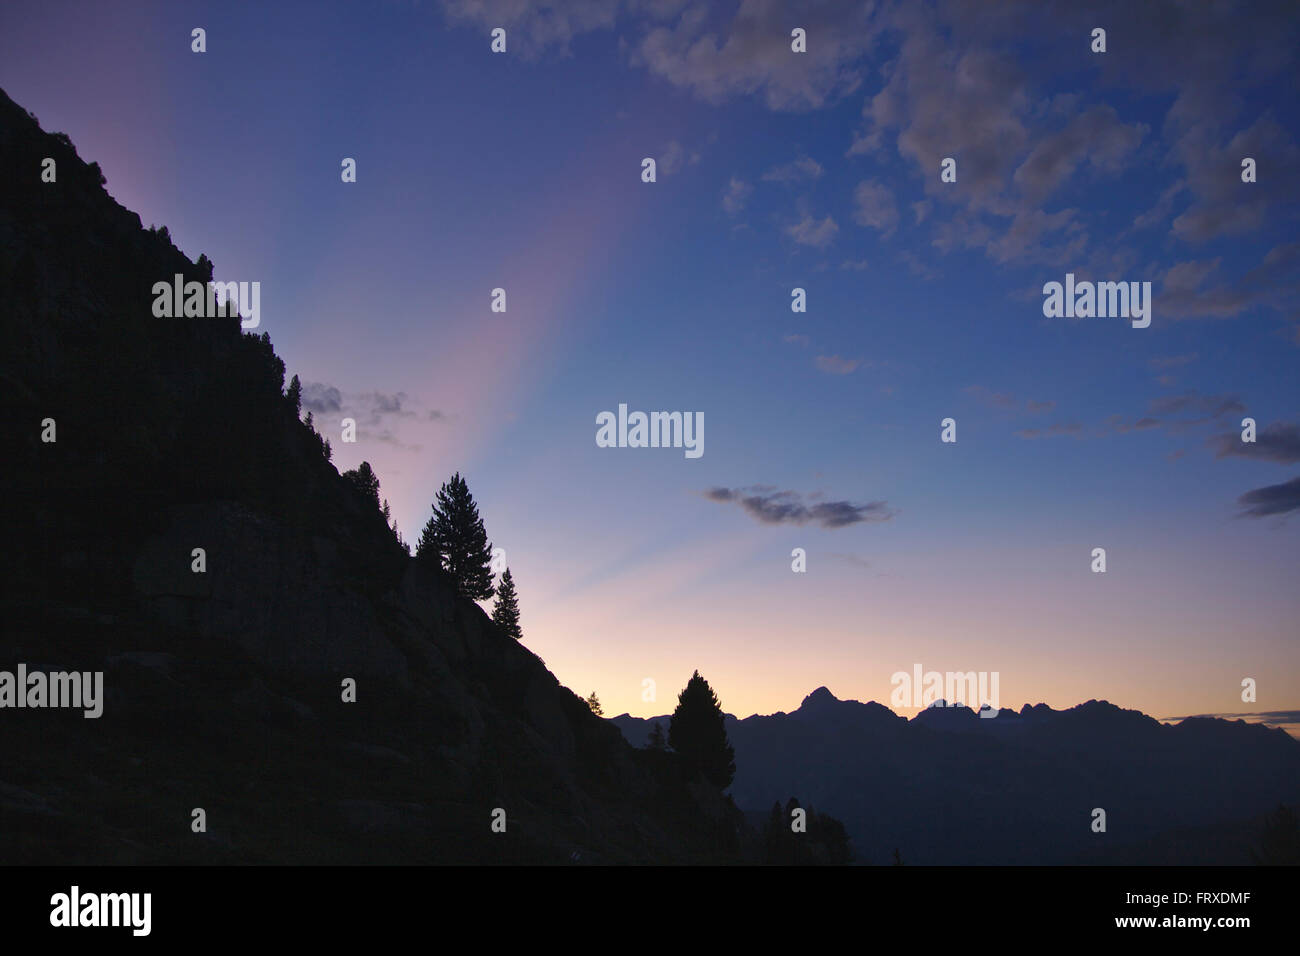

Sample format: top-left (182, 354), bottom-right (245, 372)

top-left (3, 0), bottom-right (1297, 721)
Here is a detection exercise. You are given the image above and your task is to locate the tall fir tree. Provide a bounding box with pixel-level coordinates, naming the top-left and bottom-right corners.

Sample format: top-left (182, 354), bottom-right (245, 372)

top-left (416, 472), bottom-right (495, 600)
top-left (586, 692), bottom-right (603, 717)
top-left (491, 567), bottom-right (522, 639)
top-left (668, 670), bottom-right (736, 789)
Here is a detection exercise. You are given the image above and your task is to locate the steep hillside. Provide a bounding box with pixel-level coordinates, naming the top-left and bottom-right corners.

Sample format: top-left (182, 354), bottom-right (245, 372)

top-left (0, 87), bottom-right (741, 864)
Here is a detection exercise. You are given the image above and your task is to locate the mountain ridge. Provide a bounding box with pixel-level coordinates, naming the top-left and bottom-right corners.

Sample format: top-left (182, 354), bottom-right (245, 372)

top-left (611, 686), bottom-right (1300, 864)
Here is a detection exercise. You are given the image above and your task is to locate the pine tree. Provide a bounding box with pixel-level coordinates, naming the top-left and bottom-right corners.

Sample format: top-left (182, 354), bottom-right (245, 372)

top-left (586, 692), bottom-right (603, 717)
top-left (416, 472), bottom-right (495, 600)
top-left (342, 461), bottom-right (380, 507)
top-left (647, 721), bottom-right (666, 750)
top-left (287, 374), bottom-right (302, 414)
top-left (668, 670), bottom-right (736, 789)
top-left (491, 568), bottom-right (522, 639)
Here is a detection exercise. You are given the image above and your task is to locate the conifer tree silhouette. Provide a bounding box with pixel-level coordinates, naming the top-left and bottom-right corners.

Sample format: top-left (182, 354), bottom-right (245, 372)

top-left (586, 692), bottom-right (603, 716)
top-left (668, 670), bottom-right (736, 789)
top-left (416, 472), bottom-right (495, 600)
top-left (342, 461), bottom-right (380, 507)
top-left (491, 567), bottom-right (522, 639)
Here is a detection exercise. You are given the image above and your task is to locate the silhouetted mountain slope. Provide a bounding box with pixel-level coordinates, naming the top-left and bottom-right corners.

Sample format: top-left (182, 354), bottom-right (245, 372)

top-left (612, 688), bottom-right (1300, 864)
top-left (0, 87), bottom-right (742, 863)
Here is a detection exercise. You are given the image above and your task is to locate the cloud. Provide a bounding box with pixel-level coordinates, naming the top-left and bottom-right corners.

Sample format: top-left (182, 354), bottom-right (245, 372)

top-left (301, 382), bottom-right (343, 415)
top-left (965, 386), bottom-right (1053, 414)
top-left (1147, 391), bottom-right (1245, 423)
top-left (814, 354), bottom-right (861, 375)
top-left (1236, 475), bottom-right (1300, 517)
top-left (298, 383), bottom-right (445, 442)
top-left (704, 486), bottom-right (895, 529)
top-left (635, 0), bottom-right (877, 110)
top-left (783, 333), bottom-right (810, 347)
top-left (840, 258), bottom-right (869, 271)
top-left (1106, 416), bottom-right (1162, 434)
top-left (785, 213), bottom-right (839, 248)
top-left (659, 139), bottom-right (700, 175)
top-left (827, 552), bottom-right (872, 569)
top-left (722, 176), bottom-right (752, 214)
top-left (1012, 105), bottom-right (1146, 203)
top-left (1015, 422), bottom-right (1083, 439)
top-left (1209, 422), bottom-right (1300, 464)
top-left (762, 157), bottom-right (823, 182)
top-left (437, 0), bottom-right (623, 58)
top-left (852, 179), bottom-right (899, 234)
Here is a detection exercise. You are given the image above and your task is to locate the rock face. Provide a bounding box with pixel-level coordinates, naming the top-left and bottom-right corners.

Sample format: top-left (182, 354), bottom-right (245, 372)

top-left (0, 87), bottom-right (741, 864)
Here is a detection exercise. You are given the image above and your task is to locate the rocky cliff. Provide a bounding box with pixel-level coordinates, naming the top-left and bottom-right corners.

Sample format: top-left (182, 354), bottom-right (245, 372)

top-left (0, 86), bottom-right (741, 864)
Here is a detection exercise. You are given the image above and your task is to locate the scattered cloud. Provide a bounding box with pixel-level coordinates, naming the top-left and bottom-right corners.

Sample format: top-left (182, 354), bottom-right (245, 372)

top-left (762, 157), bottom-right (823, 182)
top-left (966, 386), bottom-right (1053, 414)
top-left (301, 382), bottom-right (343, 415)
top-left (1015, 422), bottom-right (1083, 439)
top-left (704, 486), bottom-right (895, 528)
top-left (1147, 391), bottom-right (1245, 423)
top-left (827, 552), bottom-right (872, 569)
top-left (1209, 422), bottom-right (1300, 464)
top-left (722, 176), bottom-right (752, 214)
top-left (786, 213), bottom-right (839, 248)
top-left (660, 139), bottom-right (700, 175)
top-left (635, 0), bottom-right (877, 110)
top-left (852, 179), bottom-right (899, 234)
top-left (814, 354), bottom-right (861, 375)
top-left (1237, 475), bottom-right (1300, 518)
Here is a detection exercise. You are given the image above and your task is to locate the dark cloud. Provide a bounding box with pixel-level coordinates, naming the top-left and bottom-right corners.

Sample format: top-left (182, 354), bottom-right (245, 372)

top-left (1209, 422), bottom-right (1300, 464)
top-left (1237, 475), bottom-right (1300, 517)
top-left (297, 383), bottom-right (445, 439)
top-left (1147, 391), bottom-right (1245, 422)
top-left (301, 382), bottom-right (342, 415)
top-left (704, 486), bottom-right (895, 529)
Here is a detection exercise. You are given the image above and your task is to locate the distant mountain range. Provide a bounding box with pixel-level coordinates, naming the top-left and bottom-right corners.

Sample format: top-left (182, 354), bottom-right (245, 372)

top-left (611, 687), bottom-right (1300, 864)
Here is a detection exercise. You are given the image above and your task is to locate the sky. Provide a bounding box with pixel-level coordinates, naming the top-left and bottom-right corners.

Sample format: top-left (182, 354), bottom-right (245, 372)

top-left (2, 0), bottom-right (1297, 725)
